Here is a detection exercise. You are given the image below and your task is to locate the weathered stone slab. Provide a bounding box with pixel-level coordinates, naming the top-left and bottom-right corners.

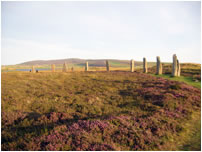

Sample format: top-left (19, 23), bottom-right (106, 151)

top-left (106, 60), bottom-right (110, 71)
top-left (51, 64), bottom-right (55, 72)
top-left (63, 63), bottom-right (68, 72)
top-left (130, 59), bottom-right (134, 72)
top-left (156, 56), bottom-right (162, 75)
top-left (32, 66), bottom-right (35, 73)
top-left (172, 54), bottom-right (177, 77)
top-left (143, 57), bottom-right (147, 73)
top-left (85, 62), bottom-right (89, 71)
top-left (177, 59), bottom-right (181, 76)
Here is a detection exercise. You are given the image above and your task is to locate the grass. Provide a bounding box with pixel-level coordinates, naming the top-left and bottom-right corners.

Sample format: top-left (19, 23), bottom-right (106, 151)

top-left (152, 74), bottom-right (201, 89)
top-left (179, 111), bottom-right (201, 151)
top-left (1, 70), bottom-right (201, 151)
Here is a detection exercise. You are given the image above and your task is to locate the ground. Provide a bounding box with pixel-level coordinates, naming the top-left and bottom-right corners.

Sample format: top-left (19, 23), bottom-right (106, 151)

top-left (1, 68), bottom-right (201, 150)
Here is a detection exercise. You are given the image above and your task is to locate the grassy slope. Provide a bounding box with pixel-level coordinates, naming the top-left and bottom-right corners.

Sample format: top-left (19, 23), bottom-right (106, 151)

top-left (179, 111), bottom-right (201, 151)
top-left (151, 74), bottom-right (201, 150)
top-left (147, 63), bottom-right (201, 150)
top-left (152, 74), bottom-right (201, 89)
top-left (1, 71), bottom-right (201, 150)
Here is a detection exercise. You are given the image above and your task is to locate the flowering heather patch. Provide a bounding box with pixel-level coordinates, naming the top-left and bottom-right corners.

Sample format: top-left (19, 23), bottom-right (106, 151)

top-left (2, 111), bottom-right (27, 126)
top-left (1, 71), bottom-right (201, 150)
top-left (27, 119), bottom-right (111, 150)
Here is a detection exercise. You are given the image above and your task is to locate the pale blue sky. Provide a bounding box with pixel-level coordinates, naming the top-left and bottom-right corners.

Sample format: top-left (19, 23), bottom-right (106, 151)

top-left (2, 1), bottom-right (201, 65)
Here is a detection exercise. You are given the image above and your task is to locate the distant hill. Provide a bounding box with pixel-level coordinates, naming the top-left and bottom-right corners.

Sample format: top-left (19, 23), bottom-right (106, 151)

top-left (18, 58), bottom-right (144, 67)
top-left (19, 58), bottom-right (85, 65)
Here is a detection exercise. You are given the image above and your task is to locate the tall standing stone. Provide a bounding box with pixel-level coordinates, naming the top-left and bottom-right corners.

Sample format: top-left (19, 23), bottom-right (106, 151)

top-left (106, 60), bottom-right (110, 71)
top-left (130, 59), bottom-right (134, 72)
top-left (177, 59), bottom-right (181, 76)
top-left (156, 56), bottom-right (162, 75)
top-left (143, 57), bottom-right (147, 73)
top-left (32, 66), bottom-right (35, 73)
top-left (172, 54), bottom-right (177, 77)
top-left (85, 61), bottom-right (89, 71)
top-left (62, 63), bottom-right (67, 72)
top-left (51, 64), bottom-right (55, 72)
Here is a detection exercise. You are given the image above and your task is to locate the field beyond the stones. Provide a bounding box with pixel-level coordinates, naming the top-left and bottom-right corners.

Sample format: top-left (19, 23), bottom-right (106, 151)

top-left (1, 69), bottom-right (201, 150)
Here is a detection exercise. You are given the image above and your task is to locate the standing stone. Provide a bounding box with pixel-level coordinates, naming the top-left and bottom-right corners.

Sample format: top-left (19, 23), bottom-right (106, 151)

top-left (63, 63), bottom-right (68, 72)
top-left (156, 56), bottom-right (162, 75)
top-left (51, 64), bottom-right (55, 72)
top-left (106, 60), bottom-right (110, 71)
top-left (32, 66), bottom-right (35, 73)
top-left (85, 61), bottom-right (89, 71)
top-left (71, 67), bottom-right (74, 72)
top-left (143, 57), bottom-right (148, 73)
top-left (177, 59), bottom-right (181, 76)
top-left (172, 54), bottom-right (178, 77)
top-left (130, 59), bottom-right (134, 72)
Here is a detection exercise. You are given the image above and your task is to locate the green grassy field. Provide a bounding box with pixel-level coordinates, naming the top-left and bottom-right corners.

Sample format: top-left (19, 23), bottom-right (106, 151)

top-left (152, 74), bottom-right (201, 89)
top-left (1, 68), bottom-right (201, 150)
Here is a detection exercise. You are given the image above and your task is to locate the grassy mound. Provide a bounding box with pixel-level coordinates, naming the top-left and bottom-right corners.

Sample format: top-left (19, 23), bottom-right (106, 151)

top-left (1, 71), bottom-right (201, 150)
top-left (147, 63), bottom-right (201, 81)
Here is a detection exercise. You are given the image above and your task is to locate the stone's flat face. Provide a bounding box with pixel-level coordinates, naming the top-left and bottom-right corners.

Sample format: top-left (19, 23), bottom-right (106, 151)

top-left (32, 66), bottom-right (35, 73)
top-left (172, 54), bottom-right (180, 77)
top-left (143, 58), bottom-right (147, 73)
top-left (172, 54), bottom-right (177, 76)
top-left (177, 59), bottom-right (181, 76)
top-left (130, 59), bottom-right (134, 72)
top-left (106, 60), bottom-right (110, 71)
top-left (51, 64), bottom-right (55, 72)
top-left (85, 62), bottom-right (89, 71)
top-left (156, 56), bottom-right (162, 75)
top-left (63, 63), bottom-right (67, 72)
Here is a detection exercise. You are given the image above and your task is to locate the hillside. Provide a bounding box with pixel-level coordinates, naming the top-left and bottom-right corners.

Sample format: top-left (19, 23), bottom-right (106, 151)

top-left (1, 71), bottom-right (201, 150)
top-left (19, 58), bottom-right (135, 67)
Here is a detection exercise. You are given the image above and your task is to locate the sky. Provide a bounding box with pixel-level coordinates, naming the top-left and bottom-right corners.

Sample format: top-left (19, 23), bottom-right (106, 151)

top-left (1, 1), bottom-right (201, 65)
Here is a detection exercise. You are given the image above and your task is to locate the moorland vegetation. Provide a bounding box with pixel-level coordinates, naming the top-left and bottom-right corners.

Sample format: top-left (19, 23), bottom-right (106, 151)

top-left (1, 63), bottom-right (201, 150)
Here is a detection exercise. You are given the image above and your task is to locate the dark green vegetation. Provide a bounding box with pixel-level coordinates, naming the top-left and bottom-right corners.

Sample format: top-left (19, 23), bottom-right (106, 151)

top-left (1, 69), bottom-right (201, 150)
